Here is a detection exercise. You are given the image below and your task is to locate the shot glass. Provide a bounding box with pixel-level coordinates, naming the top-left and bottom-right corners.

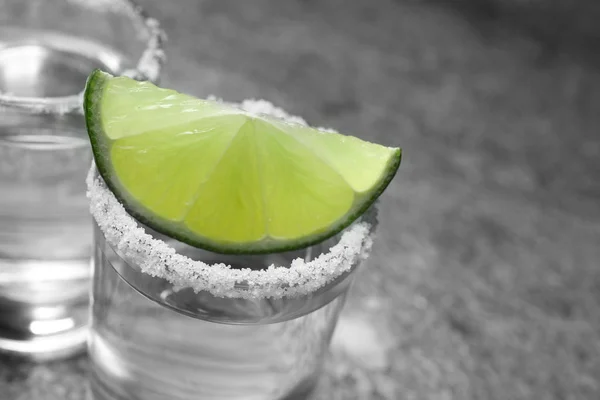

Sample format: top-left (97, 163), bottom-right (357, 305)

top-left (0, 0), bottom-right (164, 360)
top-left (87, 167), bottom-right (377, 400)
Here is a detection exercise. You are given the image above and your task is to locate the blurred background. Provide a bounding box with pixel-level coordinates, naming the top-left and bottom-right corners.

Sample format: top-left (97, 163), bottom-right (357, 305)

top-left (1, 0), bottom-right (599, 399)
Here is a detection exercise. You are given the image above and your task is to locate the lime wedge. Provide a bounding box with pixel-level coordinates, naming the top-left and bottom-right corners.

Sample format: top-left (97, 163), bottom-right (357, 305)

top-left (84, 70), bottom-right (401, 254)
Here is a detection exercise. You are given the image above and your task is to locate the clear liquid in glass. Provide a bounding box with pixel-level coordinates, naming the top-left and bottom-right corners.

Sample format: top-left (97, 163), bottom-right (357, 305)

top-left (89, 224), bottom-right (355, 400)
top-left (0, 27), bottom-right (129, 359)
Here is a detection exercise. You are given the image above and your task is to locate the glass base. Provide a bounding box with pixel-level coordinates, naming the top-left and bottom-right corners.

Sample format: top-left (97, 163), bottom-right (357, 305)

top-left (87, 369), bottom-right (319, 400)
top-left (0, 323), bottom-right (87, 361)
top-left (0, 257), bottom-right (91, 361)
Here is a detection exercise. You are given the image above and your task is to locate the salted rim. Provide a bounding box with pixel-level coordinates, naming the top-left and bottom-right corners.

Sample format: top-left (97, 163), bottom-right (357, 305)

top-left (87, 167), bottom-right (374, 299)
top-left (0, 0), bottom-right (165, 115)
top-left (86, 97), bottom-right (376, 298)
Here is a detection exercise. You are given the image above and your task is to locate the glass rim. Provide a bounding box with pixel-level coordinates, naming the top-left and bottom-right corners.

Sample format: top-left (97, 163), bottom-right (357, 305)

top-left (87, 165), bottom-right (375, 300)
top-left (0, 0), bottom-right (166, 115)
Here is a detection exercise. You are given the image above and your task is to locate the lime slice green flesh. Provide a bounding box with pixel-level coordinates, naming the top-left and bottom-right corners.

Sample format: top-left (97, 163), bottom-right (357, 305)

top-left (84, 70), bottom-right (401, 254)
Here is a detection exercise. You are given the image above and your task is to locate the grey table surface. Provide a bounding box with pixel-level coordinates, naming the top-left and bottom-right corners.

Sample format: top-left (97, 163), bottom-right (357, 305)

top-left (2, 0), bottom-right (600, 399)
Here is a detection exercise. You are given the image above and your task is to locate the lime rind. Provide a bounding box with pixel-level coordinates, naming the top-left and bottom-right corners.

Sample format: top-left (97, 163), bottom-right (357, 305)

top-left (84, 69), bottom-right (401, 254)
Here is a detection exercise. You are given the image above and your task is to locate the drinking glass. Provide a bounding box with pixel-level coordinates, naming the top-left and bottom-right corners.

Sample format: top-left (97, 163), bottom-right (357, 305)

top-left (0, 0), bottom-right (164, 360)
top-left (87, 168), bottom-right (377, 400)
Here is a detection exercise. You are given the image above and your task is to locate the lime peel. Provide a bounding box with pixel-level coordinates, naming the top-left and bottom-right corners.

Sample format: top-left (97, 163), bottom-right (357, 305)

top-left (87, 165), bottom-right (374, 299)
top-left (85, 70), bottom-right (400, 254)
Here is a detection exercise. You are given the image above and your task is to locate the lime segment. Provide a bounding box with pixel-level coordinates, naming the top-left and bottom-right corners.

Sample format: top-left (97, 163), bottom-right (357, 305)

top-left (84, 70), bottom-right (401, 254)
